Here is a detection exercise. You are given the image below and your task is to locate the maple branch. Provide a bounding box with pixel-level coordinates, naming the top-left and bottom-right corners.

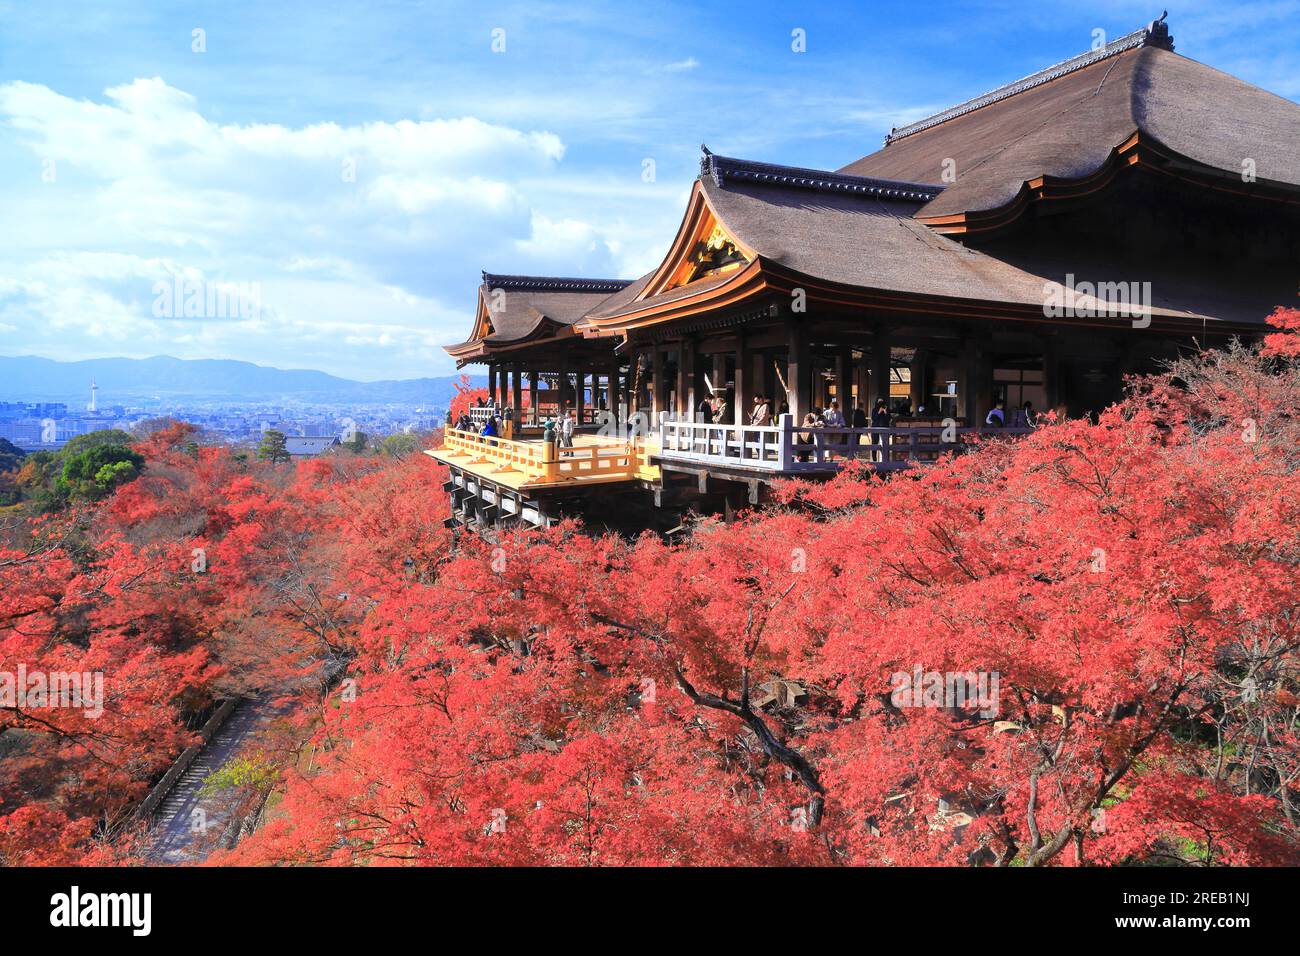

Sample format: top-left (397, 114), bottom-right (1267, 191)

top-left (674, 666), bottom-right (826, 827)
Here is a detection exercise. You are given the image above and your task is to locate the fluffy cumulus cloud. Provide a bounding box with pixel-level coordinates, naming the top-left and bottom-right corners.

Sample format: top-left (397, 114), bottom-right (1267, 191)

top-left (0, 77), bottom-right (671, 378)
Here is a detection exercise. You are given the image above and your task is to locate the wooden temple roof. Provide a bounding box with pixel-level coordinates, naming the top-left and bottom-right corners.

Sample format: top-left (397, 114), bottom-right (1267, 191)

top-left (840, 16), bottom-right (1300, 228)
top-left (449, 16), bottom-right (1299, 359)
top-left (445, 273), bottom-right (632, 361)
top-left (578, 149), bottom-right (1285, 334)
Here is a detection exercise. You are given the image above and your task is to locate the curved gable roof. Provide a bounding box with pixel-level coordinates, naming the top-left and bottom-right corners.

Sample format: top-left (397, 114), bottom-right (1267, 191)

top-left (445, 274), bottom-right (632, 357)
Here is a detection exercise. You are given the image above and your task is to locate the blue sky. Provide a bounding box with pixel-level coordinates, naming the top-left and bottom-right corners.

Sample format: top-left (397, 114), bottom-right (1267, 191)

top-left (1, 0), bottom-right (1297, 380)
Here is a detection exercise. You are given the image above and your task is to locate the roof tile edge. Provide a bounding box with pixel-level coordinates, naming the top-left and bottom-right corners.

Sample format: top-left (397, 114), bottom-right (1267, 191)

top-left (883, 14), bottom-right (1174, 147)
top-left (480, 273), bottom-right (633, 293)
top-left (699, 145), bottom-right (944, 201)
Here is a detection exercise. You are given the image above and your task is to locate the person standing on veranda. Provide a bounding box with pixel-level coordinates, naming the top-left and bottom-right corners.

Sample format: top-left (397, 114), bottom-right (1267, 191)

top-left (822, 400), bottom-right (845, 458)
top-left (560, 405), bottom-right (576, 454)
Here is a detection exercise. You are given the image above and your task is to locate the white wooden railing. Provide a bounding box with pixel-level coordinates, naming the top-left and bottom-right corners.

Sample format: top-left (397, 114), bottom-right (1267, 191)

top-left (657, 413), bottom-right (1033, 473)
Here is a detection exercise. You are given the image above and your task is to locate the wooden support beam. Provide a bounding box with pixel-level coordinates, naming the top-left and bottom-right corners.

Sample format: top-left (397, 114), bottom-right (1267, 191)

top-left (869, 326), bottom-right (893, 412)
top-left (608, 355), bottom-right (620, 416)
top-left (733, 330), bottom-right (750, 426)
top-left (558, 352), bottom-right (570, 413)
top-left (676, 341), bottom-right (690, 420)
top-left (575, 364), bottom-right (586, 423)
top-left (786, 317), bottom-right (811, 421)
top-left (835, 345), bottom-right (852, 413)
top-left (856, 347), bottom-right (870, 418)
top-left (652, 347), bottom-right (666, 418)
top-left (960, 328), bottom-right (992, 425)
top-left (1042, 333), bottom-right (1061, 415)
top-left (909, 349), bottom-right (927, 413)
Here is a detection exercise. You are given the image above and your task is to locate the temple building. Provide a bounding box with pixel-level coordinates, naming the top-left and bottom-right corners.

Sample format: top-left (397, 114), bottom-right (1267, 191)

top-left (430, 16), bottom-right (1300, 530)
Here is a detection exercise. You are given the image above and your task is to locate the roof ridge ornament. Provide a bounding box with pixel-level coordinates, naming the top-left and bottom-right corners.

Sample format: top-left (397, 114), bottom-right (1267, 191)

top-left (699, 148), bottom-right (943, 201)
top-left (883, 16), bottom-right (1175, 146)
top-left (699, 143), bottom-right (717, 181)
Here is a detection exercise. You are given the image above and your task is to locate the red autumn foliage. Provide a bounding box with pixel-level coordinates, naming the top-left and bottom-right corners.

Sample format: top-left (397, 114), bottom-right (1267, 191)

top-left (1262, 306), bottom-right (1300, 358)
top-left (446, 373), bottom-right (490, 425)
top-left (3, 321), bottom-right (1298, 867)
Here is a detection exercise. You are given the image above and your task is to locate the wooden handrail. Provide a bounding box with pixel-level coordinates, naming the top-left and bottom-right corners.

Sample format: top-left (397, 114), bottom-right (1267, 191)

top-left (657, 414), bottom-right (1034, 473)
top-left (441, 428), bottom-right (650, 483)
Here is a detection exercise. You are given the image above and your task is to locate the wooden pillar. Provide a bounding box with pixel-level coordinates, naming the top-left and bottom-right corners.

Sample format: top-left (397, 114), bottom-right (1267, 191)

top-left (908, 349), bottom-right (927, 413)
top-left (511, 363), bottom-right (523, 413)
top-left (652, 347), bottom-right (665, 417)
top-left (676, 340), bottom-right (693, 419)
top-left (528, 371), bottom-right (539, 425)
top-left (752, 349), bottom-right (768, 412)
top-left (575, 364), bottom-right (586, 423)
top-left (691, 343), bottom-right (702, 421)
top-left (960, 328), bottom-right (991, 424)
top-left (1042, 334), bottom-right (1061, 415)
top-left (607, 355), bottom-right (621, 415)
top-left (869, 327), bottom-right (893, 411)
top-left (786, 318), bottom-right (811, 421)
top-left (558, 352), bottom-right (570, 414)
top-left (856, 347), bottom-right (870, 414)
top-left (488, 364), bottom-right (499, 405)
top-left (711, 352), bottom-right (726, 400)
top-left (733, 331), bottom-right (750, 426)
top-left (835, 346), bottom-right (852, 412)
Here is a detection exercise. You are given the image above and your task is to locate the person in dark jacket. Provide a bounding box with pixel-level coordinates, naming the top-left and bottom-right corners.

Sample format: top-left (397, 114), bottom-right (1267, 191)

top-left (870, 399), bottom-right (891, 462)
top-left (985, 399), bottom-right (1006, 428)
top-left (1012, 401), bottom-right (1036, 428)
top-left (851, 403), bottom-right (868, 454)
top-left (697, 394), bottom-right (714, 424)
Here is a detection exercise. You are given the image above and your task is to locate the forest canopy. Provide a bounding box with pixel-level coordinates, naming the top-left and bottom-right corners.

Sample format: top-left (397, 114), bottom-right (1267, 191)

top-left (2, 310), bottom-right (1298, 867)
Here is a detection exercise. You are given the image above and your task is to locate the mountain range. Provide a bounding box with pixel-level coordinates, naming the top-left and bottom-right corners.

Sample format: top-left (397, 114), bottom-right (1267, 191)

top-left (0, 355), bottom-right (483, 408)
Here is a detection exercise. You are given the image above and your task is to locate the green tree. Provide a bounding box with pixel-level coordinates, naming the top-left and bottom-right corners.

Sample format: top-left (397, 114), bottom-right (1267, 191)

top-left (0, 437), bottom-right (25, 473)
top-left (199, 754), bottom-right (279, 797)
top-left (257, 429), bottom-right (291, 463)
top-left (57, 443), bottom-right (144, 500)
top-left (379, 432), bottom-right (420, 459)
top-left (60, 429), bottom-right (135, 457)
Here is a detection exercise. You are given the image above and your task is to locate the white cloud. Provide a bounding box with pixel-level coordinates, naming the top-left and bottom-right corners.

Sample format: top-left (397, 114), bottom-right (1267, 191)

top-left (659, 57), bottom-right (700, 73)
top-left (0, 77), bottom-right (660, 378)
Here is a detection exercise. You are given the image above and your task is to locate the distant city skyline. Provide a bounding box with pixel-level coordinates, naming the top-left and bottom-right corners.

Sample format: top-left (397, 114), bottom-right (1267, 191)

top-left (2, 1), bottom-right (1297, 379)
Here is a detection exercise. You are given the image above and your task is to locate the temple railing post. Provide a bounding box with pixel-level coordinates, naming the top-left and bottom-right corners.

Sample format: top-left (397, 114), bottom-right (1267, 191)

top-left (777, 414), bottom-right (793, 471)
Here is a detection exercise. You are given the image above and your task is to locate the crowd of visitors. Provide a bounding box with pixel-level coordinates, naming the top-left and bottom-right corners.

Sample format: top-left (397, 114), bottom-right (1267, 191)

top-left (449, 389), bottom-right (1037, 466)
